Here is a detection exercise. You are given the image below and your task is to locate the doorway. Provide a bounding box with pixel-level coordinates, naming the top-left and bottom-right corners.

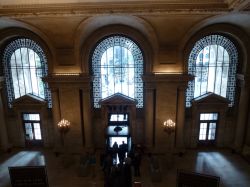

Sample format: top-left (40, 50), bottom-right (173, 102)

top-left (198, 113), bottom-right (218, 145)
top-left (109, 136), bottom-right (129, 164)
top-left (109, 137), bottom-right (128, 148)
top-left (22, 113), bottom-right (43, 147)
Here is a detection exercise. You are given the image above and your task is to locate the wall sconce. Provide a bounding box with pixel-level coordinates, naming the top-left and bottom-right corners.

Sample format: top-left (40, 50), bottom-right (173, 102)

top-left (163, 119), bottom-right (176, 135)
top-left (57, 119), bottom-right (70, 146)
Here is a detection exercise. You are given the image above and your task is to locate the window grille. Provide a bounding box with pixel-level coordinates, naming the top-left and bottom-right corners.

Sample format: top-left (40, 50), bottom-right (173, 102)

top-left (186, 35), bottom-right (238, 107)
top-left (91, 36), bottom-right (144, 108)
top-left (3, 38), bottom-right (52, 108)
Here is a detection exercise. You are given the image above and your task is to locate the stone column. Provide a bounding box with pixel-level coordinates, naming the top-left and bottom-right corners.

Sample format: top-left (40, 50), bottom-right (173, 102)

top-left (51, 88), bottom-right (61, 148)
top-left (144, 85), bottom-right (155, 150)
top-left (234, 78), bottom-right (250, 151)
top-left (0, 77), bottom-right (9, 152)
top-left (81, 88), bottom-right (93, 149)
top-left (176, 87), bottom-right (185, 151)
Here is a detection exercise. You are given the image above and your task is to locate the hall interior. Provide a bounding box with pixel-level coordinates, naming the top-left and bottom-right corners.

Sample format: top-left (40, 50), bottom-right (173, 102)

top-left (0, 0), bottom-right (250, 186)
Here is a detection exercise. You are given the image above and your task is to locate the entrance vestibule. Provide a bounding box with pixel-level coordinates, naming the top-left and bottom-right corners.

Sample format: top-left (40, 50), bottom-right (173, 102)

top-left (99, 93), bottom-right (137, 152)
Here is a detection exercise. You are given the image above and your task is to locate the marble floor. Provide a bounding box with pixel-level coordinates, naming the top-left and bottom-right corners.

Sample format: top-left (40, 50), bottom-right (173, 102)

top-left (1, 148), bottom-right (250, 187)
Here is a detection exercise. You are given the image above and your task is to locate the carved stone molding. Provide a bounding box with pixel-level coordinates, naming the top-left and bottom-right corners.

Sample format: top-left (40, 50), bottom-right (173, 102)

top-left (143, 73), bottom-right (193, 86)
top-left (0, 1), bottom-right (230, 17)
top-left (226, 0), bottom-right (250, 10)
top-left (43, 73), bottom-right (92, 89)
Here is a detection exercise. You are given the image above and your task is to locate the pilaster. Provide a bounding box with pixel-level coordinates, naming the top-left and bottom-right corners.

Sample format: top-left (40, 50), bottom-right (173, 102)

top-left (143, 74), bottom-right (156, 150)
top-left (81, 87), bottom-right (93, 149)
top-left (50, 88), bottom-right (61, 149)
top-left (234, 74), bottom-right (250, 152)
top-left (143, 73), bottom-right (192, 152)
top-left (0, 77), bottom-right (9, 152)
top-left (43, 73), bottom-right (93, 151)
top-left (176, 86), bottom-right (186, 151)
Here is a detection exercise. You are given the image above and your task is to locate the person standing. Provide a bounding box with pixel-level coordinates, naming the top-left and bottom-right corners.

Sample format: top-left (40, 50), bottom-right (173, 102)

top-left (118, 141), bottom-right (126, 164)
top-left (112, 141), bottom-right (119, 163)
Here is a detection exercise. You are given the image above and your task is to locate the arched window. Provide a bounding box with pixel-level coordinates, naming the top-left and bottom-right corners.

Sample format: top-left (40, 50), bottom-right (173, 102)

top-left (92, 35), bottom-right (144, 108)
top-left (186, 35), bottom-right (238, 107)
top-left (3, 38), bottom-right (51, 108)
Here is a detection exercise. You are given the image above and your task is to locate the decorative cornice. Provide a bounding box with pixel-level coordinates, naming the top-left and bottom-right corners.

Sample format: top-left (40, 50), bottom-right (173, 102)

top-left (143, 73), bottom-right (194, 90)
top-left (227, 0), bottom-right (250, 11)
top-left (0, 1), bottom-right (230, 17)
top-left (43, 73), bottom-right (93, 88)
top-left (226, 0), bottom-right (243, 9)
top-left (143, 73), bottom-right (193, 83)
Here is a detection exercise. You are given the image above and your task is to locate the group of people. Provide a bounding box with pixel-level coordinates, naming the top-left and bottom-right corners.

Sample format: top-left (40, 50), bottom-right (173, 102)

top-left (100, 142), bottom-right (142, 187)
top-left (78, 142), bottom-right (143, 187)
top-left (111, 141), bottom-right (128, 165)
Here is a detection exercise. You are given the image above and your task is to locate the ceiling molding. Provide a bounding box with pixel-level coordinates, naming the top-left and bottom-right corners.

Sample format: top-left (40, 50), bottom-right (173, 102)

top-left (226, 0), bottom-right (250, 11)
top-left (0, 1), bottom-right (230, 17)
top-left (0, 0), bottom-right (226, 6)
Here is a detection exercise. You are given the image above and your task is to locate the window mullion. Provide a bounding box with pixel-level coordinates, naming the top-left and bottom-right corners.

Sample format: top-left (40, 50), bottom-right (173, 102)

top-left (13, 51), bottom-right (21, 98)
top-left (19, 48), bottom-right (27, 95)
top-left (206, 122), bottom-right (209, 140)
top-left (34, 52), bottom-right (40, 97)
top-left (200, 48), bottom-right (204, 95)
top-left (127, 48), bottom-right (129, 97)
top-left (113, 46), bottom-right (115, 94)
top-left (27, 48), bottom-right (34, 95)
top-left (207, 45), bottom-right (211, 93)
top-left (214, 45), bottom-right (219, 93)
top-left (219, 47), bottom-right (225, 95)
top-left (106, 49), bottom-right (108, 97)
top-left (120, 46), bottom-right (122, 94)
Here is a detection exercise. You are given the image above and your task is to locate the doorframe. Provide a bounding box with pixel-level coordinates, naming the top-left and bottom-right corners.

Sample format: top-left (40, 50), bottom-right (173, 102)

top-left (198, 113), bottom-right (219, 146)
top-left (107, 135), bottom-right (131, 151)
top-left (22, 112), bottom-right (44, 147)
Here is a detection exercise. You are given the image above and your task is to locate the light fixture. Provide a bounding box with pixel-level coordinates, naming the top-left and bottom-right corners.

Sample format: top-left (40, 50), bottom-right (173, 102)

top-left (57, 119), bottom-right (70, 146)
top-left (58, 119), bottom-right (70, 133)
top-left (163, 119), bottom-right (176, 135)
top-left (114, 126), bottom-right (123, 135)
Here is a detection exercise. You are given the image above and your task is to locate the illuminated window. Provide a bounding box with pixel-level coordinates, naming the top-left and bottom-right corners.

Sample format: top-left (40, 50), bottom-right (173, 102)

top-left (186, 35), bottom-right (238, 107)
top-left (198, 113), bottom-right (218, 141)
top-left (92, 36), bottom-right (144, 108)
top-left (3, 38), bottom-right (51, 108)
top-left (23, 113), bottom-right (42, 141)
